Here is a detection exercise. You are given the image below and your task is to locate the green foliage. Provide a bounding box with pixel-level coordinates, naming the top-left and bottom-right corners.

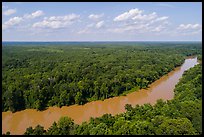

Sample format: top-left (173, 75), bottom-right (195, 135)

top-left (197, 54), bottom-right (202, 61)
top-left (2, 43), bottom-right (201, 112)
top-left (33, 125), bottom-right (45, 135)
top-left (57, 117), bottom-right (76, 135)
top-left (124, 104), bottom-right (133, 112)
top-left (24, 125), bottom-right (45, 135)
top-left (75, 92), bottom-right (83, 105)
top-left (23, 63), bottom-right (201, 135)
top-left (89, 123), bottom-right (112, 135)
top-left (24, 127), bottom-right (34, 135)
top-left (3, 131), bottom-right (11, 135)
top-left (2, 42), bottom-right (202, 135)
top-left (157, 118), bottom-right (196, 135)
top-left (46, 122), bottom-right (59, 135)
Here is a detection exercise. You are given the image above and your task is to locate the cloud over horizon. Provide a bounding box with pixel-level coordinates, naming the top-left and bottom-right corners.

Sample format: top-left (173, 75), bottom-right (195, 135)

top-left (110, 8), bottom-right (170, 34)
top-left (2, 2), bottom-right (202, 41)
top-left (3, 9), bottom-right (17, 16)
top-left (32, 14), bottom-right (80, 29)
top-left (88, 13), bottom-right (104, 21)
top-left (3, 10), bottom-right (45, 30)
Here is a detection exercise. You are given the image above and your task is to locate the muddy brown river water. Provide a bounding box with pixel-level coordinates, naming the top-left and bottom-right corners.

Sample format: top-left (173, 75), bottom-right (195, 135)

top-left (2, 57), bottom-right (199, 135)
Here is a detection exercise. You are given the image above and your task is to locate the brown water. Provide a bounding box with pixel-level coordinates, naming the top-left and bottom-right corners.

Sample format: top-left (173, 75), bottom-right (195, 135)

top-left (2, 57), bottom-right (199, 135)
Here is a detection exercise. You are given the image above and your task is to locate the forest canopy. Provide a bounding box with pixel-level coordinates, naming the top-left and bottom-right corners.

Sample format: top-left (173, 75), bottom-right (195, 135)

top-left (21, 63), bottom-right (202, 135)
top-left (2, 42), bottom-right (202, 112)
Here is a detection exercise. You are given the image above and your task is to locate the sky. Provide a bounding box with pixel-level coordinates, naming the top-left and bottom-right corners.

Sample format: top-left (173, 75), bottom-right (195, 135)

top-left (2, 2), bottom-right (202, 41)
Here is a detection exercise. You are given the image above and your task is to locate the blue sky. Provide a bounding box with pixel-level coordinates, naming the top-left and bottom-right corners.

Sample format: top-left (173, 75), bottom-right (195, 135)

top-left (2, 2), bottom-right (202, 41)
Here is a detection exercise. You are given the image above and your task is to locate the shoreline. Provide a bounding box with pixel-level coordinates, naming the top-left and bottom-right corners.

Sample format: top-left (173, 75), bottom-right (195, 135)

top-left (2, 56), bottom-right (198, 135)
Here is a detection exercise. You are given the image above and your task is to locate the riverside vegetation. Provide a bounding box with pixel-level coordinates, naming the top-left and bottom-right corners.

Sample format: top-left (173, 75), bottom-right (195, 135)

top-left (22, 61), bottom-right (202, 135)
top-left (2, 42), bottom-right (202, 135)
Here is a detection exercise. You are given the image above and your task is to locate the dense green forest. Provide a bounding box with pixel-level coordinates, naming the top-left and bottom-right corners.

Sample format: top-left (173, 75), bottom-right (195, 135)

top-left (19, 62), bottom-right (202, 135)
top-left (2, 43), bottom-right (202, 112)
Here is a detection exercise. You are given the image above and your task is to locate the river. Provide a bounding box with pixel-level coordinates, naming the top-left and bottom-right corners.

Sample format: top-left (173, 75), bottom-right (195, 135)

top-left (2, 57), bottom-right (199, 135)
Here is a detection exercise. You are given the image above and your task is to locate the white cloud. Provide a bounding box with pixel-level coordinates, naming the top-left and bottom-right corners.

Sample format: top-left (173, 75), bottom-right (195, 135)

top-left (24, 10), bottom-right (44, 19)
top-left (79, 14), bottom-right (105, 34)
top-left (149, 16), bottom-right (169, 25)
top-left (88, 13), bottom-right (104, 21)
top-left (155, 16), bottom-right (168, 22)
top-left (132, 12), bottom-right (157, 21)
top-left (3, 9), bottom-right (17, 16)
top-left (3, 16), bottom-right (23, 30)
top-left (32, 14), bottom-right (80, 29)
top-left (78, 20), bottom-right (105, 34)
top-left (151, 25), bottom-right (166, 32)
top-left (108, 23), bottom-right (149, 33)
top-left (114, 8), bottom-right (143, 21)
top-left (111, 8), bottom-right (170, 34)
top-left (177, 23), bottom-right (201, 30)
top-left (176, 23), bottom-right (202, 36)
top-left (3, 10), bottom-right (45, 30)
top-left (95, 21), bottom-right (104, 29)
top-left (114, 9), bottom-right (168, 24)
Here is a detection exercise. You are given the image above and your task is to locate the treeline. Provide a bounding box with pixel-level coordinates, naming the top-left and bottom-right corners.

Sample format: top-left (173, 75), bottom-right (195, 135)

top-left (2, 43), bottom-right (202, 112)
top-left (12, 63), bottom-right (201, 135)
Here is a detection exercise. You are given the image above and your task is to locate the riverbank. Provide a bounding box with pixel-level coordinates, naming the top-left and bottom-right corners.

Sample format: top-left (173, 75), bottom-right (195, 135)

top-left (2, 57), bottom-right (199, 135)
